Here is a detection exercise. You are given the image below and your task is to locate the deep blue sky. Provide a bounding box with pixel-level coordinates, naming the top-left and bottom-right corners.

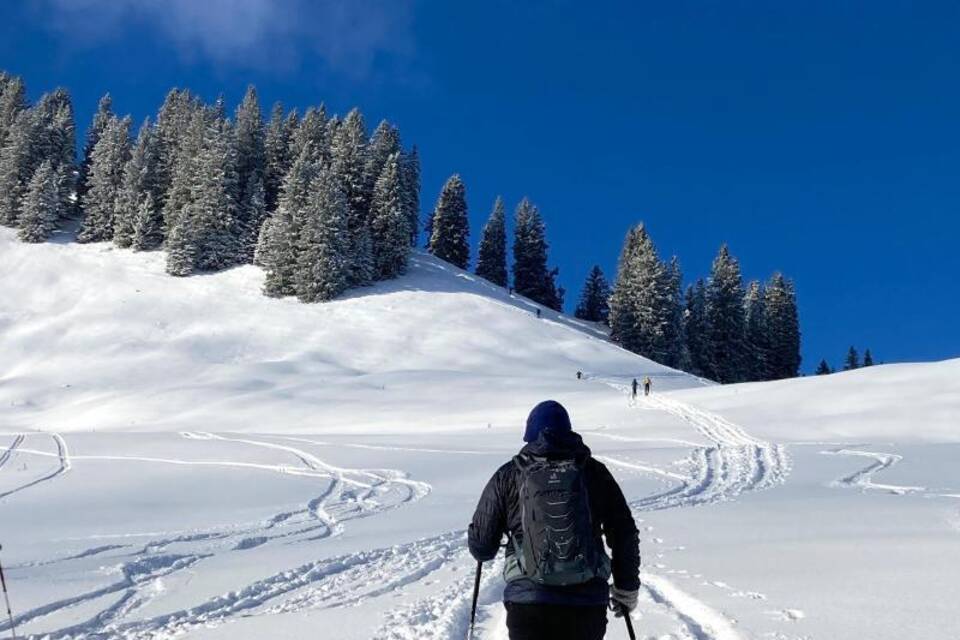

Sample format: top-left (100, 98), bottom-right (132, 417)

top-left (2, 1), bottom-right (958, 370)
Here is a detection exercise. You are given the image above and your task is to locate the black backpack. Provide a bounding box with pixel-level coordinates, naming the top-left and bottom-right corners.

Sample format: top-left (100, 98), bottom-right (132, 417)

top-left (508, 454), bottom-right (611, 586)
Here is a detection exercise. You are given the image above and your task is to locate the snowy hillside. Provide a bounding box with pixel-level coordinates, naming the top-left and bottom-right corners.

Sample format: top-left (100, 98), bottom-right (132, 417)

top-left (1, 230), bottom-right (959, 640)
top-left (0, 227), bottom-right (698, 433)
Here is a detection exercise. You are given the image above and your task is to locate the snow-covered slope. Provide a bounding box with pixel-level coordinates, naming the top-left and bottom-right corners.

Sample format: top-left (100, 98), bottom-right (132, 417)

top-left (2, 228), bottom-right (959, 640)
top-left (0, 228), bottom-right (699, 432)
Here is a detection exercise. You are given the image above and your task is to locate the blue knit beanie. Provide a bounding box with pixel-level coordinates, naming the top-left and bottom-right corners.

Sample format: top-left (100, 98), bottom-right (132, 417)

top-left (523, 400), bottom-right (572, 442)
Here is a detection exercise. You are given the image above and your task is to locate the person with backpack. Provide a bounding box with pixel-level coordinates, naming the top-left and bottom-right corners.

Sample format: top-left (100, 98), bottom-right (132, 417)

top-left (468, 400), bottom-right (641, 640)
top-left (642, 376), bottom-right (652, 397)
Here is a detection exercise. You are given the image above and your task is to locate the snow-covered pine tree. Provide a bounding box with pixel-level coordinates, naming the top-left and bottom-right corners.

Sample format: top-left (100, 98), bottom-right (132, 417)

top-left (258, 143), bottom-right (318, 296)
top-left (114, 119), bottom-right (158, 248)
top-left (743, 280), bottom-right (770, 381)
top-left (512, 198), bottom-right (563, 310)
top-left (0, 74), bottom-right (27, 148)
top-left (294, 168), bottom-right (353, 303)
top-left (369, 152), bottom-right (410, 279)
top-left (574, 265), bottom-right (611, 324)
top-left (78, 115), bottom-right (131, 243)
top-left (364, 120), bottom-right (400, 210)
top-left (704, 244), bottom-right (748, 383)
top-left (400, 145), bottom-right (420, 246)
top-left (131, 191), bottom-right (162, 251)
top-left (475, 196), bottom-right (508, 287)
top-left (165, 116), bottom-right (241, 275)
top-left (161, 105), bottom-right (205, 235)
top-left (815, 359), bottom-right (832, 375)
top-left (843, 346), bottom-right (859, 371)
top-left (233, 85), bottom-right (266, 262)
top-left (290, 105), bottom-right (327, 165)
top-left (683, 279), bottom-right (709, 377)
top-left (662, 256), bottom-right (687, 370)
top-left (78, 93), bottom-right (112, 206)
top-left (331, 108), bottom-right (373, 285)
top-left (764, 272), bottom-right (801, 379)
top-left (428, 174), bottom-right (470, 269)
top-left (264, 103), bottom-right (296, 211)
top-left (0, 109), bottom-right (39, 227)
top-left (29, 89), bottom-right (76, 220)
top-left (18, 160), bottom-right (60, 242)
top-left (863, 349), bottom-right (874, 367)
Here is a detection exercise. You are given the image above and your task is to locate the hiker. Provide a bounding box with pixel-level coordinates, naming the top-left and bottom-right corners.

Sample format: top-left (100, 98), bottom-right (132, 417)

top-left (576, 370), bottom-right (583, 380)
top-left (643, 376), bottom-right (651, 397)
top-left (468, 400), bottom-right (640, 640)
top-left (536, 308), bottom-right (542, 319)
top-left (631, 378), bottom-right (638, 399)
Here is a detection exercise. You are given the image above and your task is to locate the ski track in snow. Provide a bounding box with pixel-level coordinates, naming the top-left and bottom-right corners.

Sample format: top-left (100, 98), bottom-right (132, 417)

top-left (820, 448), bottom-right (924, 495)
top-left (0, 433), bottom-right (70, 501)
top-left (0, 432), bottom-right (431, 639)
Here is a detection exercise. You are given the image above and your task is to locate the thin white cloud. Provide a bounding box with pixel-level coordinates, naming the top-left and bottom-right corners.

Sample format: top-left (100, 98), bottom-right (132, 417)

top-left (36, 0), bottom-right (415, 76)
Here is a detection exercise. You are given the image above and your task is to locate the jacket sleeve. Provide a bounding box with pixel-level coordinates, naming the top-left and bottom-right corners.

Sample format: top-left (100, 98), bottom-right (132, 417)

top-left (594, 460), bottom-right (641, 591)
top-left (468, 466), bottom-right (507, 562)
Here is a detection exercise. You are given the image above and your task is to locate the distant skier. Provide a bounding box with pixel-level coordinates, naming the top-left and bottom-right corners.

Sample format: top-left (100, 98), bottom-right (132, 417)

top-left (536, 308), bottom-right (542, 319)
top-left (631, 378), bottom-right (638, 399)
top-left (469, 401), bottom-right (640, 640)
top-left (643, 376), bottom-right (652, 397)
top-left (576, 370), bottom-right (583, 380)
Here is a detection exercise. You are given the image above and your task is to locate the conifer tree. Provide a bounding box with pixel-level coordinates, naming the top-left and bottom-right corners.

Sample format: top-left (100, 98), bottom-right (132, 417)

top-left (78, 115), bottom-right (131, 243)
top-left (155, 89), bottom-right (200, 212)
top-left (369, 152), bottom-right (410, 279)
top-left (364, 120), bottom-right (400, 207)
top-left (0, 110), bottom-right (39, 227)
top-left (704, 244), bottom-right (748, 383)
top-left (78, 93), bottom-right (112, 205)
top-left (331, 108), bottom-right (371, 285)
top-left (0, 74), bottom-right (26, 147)
top-left (233, 85), bottom-right (266, 261)
top-left (608, 224), bottom-right (674, 362)
top-left (18, 160), bottom-right (60, 242)
top-left (684, 279), bottom-right (709, 377)
top-left (512, 198), bottom-right (563, 310)
top-left (475, 196), bottom-right (508, 287)
top-left (764, 273), bottom-right (801, 379)
top-left (264, 103), bottom-right (296, 211)
top-left (131, 191), bottom-right (163, 251)
top-left (290, 105), bottom-right (326, 164)
top-left (743, 280), bottom-right (770, 381)
top-left (294, 168), bottom-right (352, 302)
top-left (815, 359), bottom-right (832, 375)
top-left (574, 265), bottom-right (611, 324)
top-left (844, 346), bottom-right (860, 370)
top-left (258, 144), bottom-right (318, 296)
top-left (400, 145), bottom-right (421, 245)
top-left (114, 119), bottom-right (158, 248)
top-left (662, 256), bottom-right (688, 370)
top-left (428, 174), bottom-right (470, 269)
top-left (863, 349), bottom-right (874, 367)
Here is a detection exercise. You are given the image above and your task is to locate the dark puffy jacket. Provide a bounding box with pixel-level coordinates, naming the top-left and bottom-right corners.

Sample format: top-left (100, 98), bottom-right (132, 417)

top-left (468, 430), bottom-right (640, 606)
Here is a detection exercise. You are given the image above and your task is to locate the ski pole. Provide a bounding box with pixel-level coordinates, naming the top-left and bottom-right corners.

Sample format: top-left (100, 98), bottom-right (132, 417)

top-left (467, 560), bottom-right (482, 639)
top-left (0, 545), bottom-right (17, 639)
top-left (621, 603), bottom-right (636, 640)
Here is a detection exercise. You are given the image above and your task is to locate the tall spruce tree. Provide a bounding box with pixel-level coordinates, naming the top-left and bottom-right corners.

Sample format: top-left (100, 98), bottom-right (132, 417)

top-left (400, 145), bottom-right (421, 246)
top-left (78, 93), bottom-right (112, 206)
top-left (290, 105), bottom-right (327, 164)
top-left (263, 103), bottom-right (296, 211)
top-left (704, 244), bottom-right (748, 383)
top-left (258, 144), bottom-right (318, 296)
top-left (330, 108), bottom-right (372, 285)
top-left (684, 279), bottom-right (709, 377)
top-left (0, 74), bottom-right (26, 148)
top-left (114, 119), bottom-right (158, 248)
top-left (233, 85), bottom-right (266, 262)
top-left (608, 224), bottom-right (674, 362)
top-left (662, 256), bottom-right (687, 370)
top-left (815, 359), bottom-right (832, 375)
top-left (0, 109), bottom-right (39, 227)
top-left (844, 346), bottom-right (860, 370)
top-left (512, 198), bottom-right (562, 310)
top-left (764, 273), bottom-right (801, 379)
top-left (743, 280), bottom-right (770, 381)
top-left (78, 115), bottom-right (131, 243)
top-left (18, 160), bottom-right (60, 242)
top-left (863, 349), bottom-right (874, 367)
top-left (428, 174), bottom-right (470, 269)
top-left (574, 265), bottom-right (611, 324)
top-left (295, 168), bottom-right (352, 302)
top-left (364, 120), bottom-right (400, 205)
top-left (369, 152), bottom-right (410, 279)
top-left (475, 196), bottom-right (508, 287)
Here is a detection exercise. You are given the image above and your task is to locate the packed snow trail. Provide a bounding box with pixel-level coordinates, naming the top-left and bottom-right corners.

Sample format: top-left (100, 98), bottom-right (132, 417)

top-left (820, 448), bottom-right (924, 495)
top-left (0, 433), bottom-right (25, 470)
